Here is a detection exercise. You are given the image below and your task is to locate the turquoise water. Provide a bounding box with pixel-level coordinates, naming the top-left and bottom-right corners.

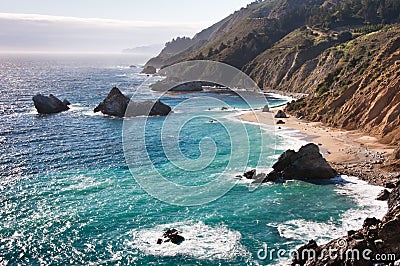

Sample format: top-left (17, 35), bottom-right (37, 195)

top-left (0, 54), bottom-right (386, 265)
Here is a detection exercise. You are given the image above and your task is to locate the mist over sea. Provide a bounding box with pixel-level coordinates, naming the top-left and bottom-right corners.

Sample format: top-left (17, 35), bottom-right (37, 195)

top-left (0, 54), bottom-right (386, 265)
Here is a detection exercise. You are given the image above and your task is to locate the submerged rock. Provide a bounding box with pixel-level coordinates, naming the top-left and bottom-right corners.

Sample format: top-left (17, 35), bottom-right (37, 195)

top-left (94, 87), bottom-right (171, 117)
top-left (141, 66), bottom-right (157, 74)
top-left (32, 94), bottom-right (70, 114)
top-left (270, 143), bottom-right (337, 180)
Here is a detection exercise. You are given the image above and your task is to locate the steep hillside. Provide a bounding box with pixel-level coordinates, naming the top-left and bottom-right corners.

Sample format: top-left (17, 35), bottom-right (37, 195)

top-left (146, 0), bottom-right (400, 69)
top-left (286, 25), bottom-right (400, 145)
top-left (146, 0), bottom-right (325, 69)
top-left (145, 0), bottom-right (400, 148)
top-left (244, 27), bottom-right (352, 91)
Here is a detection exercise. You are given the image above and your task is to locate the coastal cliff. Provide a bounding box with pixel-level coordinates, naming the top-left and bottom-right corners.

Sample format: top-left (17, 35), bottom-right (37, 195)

top-left (146, 0), bottom-right (400, 153)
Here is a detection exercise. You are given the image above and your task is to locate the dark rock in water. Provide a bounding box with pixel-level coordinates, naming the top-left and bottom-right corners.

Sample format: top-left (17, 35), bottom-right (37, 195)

top-left (94, 87), bottom-right (171, 117)
top-left (276, 119), bottom-right (285, 124)
top-left (272, 143), bottom-right (337, 180)
top-left (243, 169), bottom-right (256, 179)
top-left (170, 234), bottom-right (185, 244)
top-left (156, 238), bottom-right (163, 244)
top-left (141, 66), bottom-right (157, 74)
top-left (150, 77), bottom-right (203, 92)
top-left (262, 105), bottom-right (270, 112)
top-left (385, 182), bottom-right (396, 189)
top-left (266, 170), bottom-right (281, 182)
top-left (161, 228), bottom-right (185, 245)
top-left (376, 189), bottom-right (390, 201)
top-left (94, 87), bottom-right (130, 117)
top-left (274, 110), bottom-right (288, 118)
top-left (33, 94), bottom-right (70, 114)
top-left (293, 183), bottom-right (400, 265)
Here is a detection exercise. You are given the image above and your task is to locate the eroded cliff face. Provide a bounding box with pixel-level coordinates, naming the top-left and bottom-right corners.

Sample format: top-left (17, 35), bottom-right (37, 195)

top-left (284, 26), bottom-right (400, 146)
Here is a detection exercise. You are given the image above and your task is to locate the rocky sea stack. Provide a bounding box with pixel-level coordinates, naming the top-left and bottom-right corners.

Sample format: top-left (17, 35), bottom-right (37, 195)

top-left (263, 143), bottom-right (337, 182)
top-left (94, 87), bottom-right (171, 117)
top-left (33, 94), bottom-right (70, 114)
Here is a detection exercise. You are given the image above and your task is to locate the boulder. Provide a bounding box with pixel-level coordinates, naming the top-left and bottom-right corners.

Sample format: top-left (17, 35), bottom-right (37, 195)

top-left (274, 110), bottom-right (288, 118)
top-left (262, 105), bottom-right (270, 112)
top-left (376, 189), bottom-right (390, 201)
top-left (157, 228), bottom-right (185, 245)
top-left (32, 94), bottom-right (70, 114)
top-left (94, 87), bottom-right (171, 117)
top-left (272, 143), bottom-right (337, 179)
top-left (243, 169), bottom-right (256, 179)
top-left (276, 119), bottom-right (285, 125)
top-left (141, 66), bottom-right (157, 74)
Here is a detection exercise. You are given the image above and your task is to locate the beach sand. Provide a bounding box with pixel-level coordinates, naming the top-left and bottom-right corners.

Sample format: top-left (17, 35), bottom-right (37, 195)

top-left (240, 108), bottom-right (399, 185)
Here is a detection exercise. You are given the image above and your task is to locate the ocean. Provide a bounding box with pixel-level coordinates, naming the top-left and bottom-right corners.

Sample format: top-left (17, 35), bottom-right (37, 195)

top-left (0, 54), bottom-right (387, 265)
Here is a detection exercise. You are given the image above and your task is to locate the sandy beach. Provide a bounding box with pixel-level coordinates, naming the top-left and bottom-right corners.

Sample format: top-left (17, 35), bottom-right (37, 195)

top-left (240, 107), bottom-right (399, 185)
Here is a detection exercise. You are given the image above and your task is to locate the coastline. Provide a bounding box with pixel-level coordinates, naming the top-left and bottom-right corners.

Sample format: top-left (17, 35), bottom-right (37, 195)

top-left (240, 106), bottom-right (399, 186)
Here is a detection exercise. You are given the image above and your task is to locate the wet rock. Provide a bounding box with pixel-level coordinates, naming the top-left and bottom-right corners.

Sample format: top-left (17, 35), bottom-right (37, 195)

top-left (271, 143), bottom-right (337, 179)
top-left (252, 173), bottom-right (267, 183)
top-left (376, 189), bottom-right (390, 201)
top-left (160, 228), bottom-right (185, 245)
top-left (243, 169), bottom-right (256, 179)
top-left (276, 119), bottom-right (285, 124)
top-left (385, 182), bottom-right (396, 189)
top-left (32, 94), bottom-right (70, 114)
top-left (94, 87), bottom-right (171, 117)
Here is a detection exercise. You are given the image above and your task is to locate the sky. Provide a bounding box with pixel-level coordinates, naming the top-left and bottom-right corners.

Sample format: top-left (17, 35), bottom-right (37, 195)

top-left (0, 0), bottom-right (251, 54)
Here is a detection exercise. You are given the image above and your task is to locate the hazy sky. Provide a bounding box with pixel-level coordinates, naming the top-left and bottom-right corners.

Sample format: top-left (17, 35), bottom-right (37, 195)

top-left (0, 0), bottom-right (251, 54)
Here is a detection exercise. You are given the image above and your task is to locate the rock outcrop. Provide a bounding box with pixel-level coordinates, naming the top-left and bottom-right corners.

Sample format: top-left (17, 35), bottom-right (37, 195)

top-left (266, 143), bottom-right (337, 180)
top-left (140, 66), bottom-right (157, 74)
top-left (243, 169), bottom-right (256, 179)
top-left (292, 183), bottom-right (400, 265)
top-left (94, 87), bottom-right (171, 117)
top-left (376, 189), bottom-right (390, 201)
top-left (94, 87), bottom-right (130, 117)
top-left (32, 94), bottom-right (70, 114)
top-left (157, 228), bottom-right (185, 245)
